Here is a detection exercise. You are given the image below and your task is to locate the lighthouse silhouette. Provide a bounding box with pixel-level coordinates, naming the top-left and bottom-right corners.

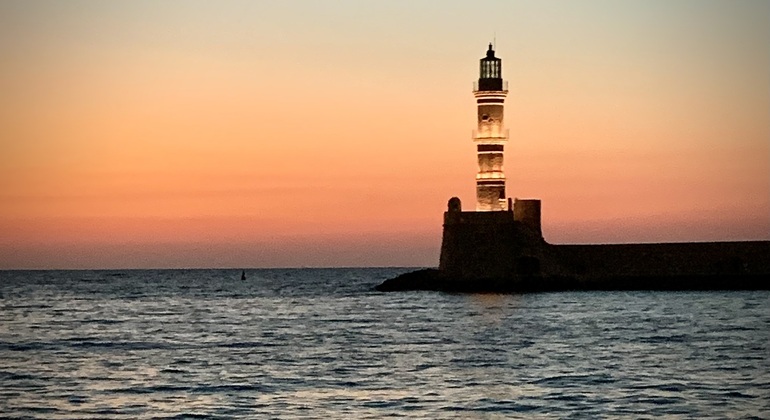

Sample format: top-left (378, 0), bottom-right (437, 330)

top-left (375, 43), bottom-right (770, 293)
top-left (473, 43), bottom-right (509, 211)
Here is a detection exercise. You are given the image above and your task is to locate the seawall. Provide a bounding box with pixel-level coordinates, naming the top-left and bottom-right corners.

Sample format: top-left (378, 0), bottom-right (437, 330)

top-left (376, 198), bottom-right (770, 292)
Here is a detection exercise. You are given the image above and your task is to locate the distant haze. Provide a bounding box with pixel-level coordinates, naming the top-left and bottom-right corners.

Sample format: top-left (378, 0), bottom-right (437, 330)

top-left (1, 0), bottom-right (768, 269)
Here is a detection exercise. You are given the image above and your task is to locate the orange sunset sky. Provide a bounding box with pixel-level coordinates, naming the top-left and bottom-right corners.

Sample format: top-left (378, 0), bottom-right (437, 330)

top-left (1, 1), bottom-right (768, 268)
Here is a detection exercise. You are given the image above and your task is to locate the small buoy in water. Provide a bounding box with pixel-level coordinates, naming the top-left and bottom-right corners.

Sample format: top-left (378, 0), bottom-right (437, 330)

top-left (241, 270), bottom-right (246, 280)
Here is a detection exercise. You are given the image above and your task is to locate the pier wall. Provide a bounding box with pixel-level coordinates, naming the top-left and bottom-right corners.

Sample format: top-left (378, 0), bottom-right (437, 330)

top-left (438, 198), bottom-right (770, 284)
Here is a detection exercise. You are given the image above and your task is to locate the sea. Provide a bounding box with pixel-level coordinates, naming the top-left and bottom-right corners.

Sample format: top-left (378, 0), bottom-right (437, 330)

top-left (1, 268), bottom-right (768, 419)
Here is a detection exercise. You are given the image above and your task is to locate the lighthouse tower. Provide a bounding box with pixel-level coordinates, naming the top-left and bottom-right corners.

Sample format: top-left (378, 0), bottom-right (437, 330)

top-left (473, 43), bottom-right (509, 211)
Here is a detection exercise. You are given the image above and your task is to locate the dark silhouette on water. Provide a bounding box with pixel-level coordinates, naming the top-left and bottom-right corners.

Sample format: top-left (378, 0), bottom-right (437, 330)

top-left (375, 44), bottom-right (770, 293)
top-left (375, 197), bottom-right (770, 293)
top-left (241, 270), bottom-right (246, 281)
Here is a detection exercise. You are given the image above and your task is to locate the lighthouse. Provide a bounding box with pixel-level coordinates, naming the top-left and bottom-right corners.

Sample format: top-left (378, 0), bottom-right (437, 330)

top-left (473, 43), bottom-right (509, 211)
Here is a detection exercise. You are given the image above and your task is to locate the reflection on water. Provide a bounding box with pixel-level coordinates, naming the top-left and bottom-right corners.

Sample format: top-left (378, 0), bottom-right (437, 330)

top-left (467, 293), bottom-right (522, 326)
top-left (1, 269), bottom-right (769, 418)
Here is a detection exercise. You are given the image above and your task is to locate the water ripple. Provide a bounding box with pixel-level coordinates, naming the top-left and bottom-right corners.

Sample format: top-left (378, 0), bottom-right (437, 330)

top-left (1, 269), bottom-right (769, 418)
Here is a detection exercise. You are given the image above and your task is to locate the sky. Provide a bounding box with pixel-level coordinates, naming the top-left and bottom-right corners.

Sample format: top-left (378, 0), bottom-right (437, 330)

top-left (1, 0), bottom-right (768, 269)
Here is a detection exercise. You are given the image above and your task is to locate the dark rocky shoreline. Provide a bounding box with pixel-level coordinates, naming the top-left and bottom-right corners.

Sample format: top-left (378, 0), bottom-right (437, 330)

top-left (375, 268), bottom-right (770, 293)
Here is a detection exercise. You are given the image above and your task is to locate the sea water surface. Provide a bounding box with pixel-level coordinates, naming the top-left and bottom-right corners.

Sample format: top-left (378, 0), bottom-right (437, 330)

top-left (1, 269), bottom-right (768, 418)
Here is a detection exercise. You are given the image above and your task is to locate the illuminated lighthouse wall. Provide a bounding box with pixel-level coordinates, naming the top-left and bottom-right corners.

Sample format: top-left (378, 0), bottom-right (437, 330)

top-left (473, 44), bottom-right (509, 211)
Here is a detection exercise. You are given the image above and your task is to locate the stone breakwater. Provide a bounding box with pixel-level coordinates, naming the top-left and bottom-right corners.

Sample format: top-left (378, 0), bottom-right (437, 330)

top-left (376, 199), bottom-right (770, 293)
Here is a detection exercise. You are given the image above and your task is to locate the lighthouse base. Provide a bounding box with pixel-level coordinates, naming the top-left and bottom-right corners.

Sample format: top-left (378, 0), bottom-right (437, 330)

top-left (375, 198), bottom-right (770, 293)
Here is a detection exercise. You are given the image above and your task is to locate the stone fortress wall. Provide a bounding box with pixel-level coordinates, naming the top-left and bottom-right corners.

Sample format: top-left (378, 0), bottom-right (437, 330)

top-left (439, 197), bottom-right (770, 286)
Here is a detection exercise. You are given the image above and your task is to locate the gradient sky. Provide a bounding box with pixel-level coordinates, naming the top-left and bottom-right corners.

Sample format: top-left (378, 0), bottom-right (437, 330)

top-left (1, 0), bottom-right (768, 268)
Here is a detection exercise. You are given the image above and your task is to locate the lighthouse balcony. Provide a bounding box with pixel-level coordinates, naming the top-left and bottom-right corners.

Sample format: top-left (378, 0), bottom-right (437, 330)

top-left (473, 80), bottom-right (508, 93)
top-left (476, 171), bottom-right (506, 180)
top-left (472, 129), bottom-right (509, 143)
